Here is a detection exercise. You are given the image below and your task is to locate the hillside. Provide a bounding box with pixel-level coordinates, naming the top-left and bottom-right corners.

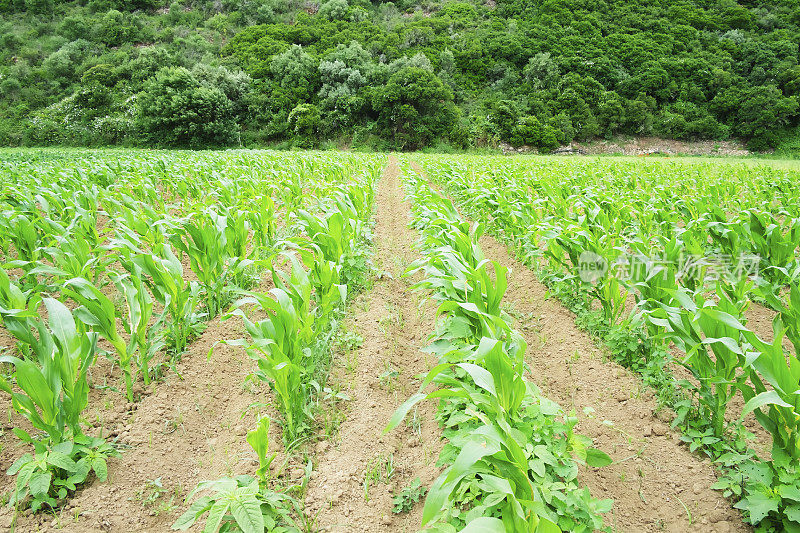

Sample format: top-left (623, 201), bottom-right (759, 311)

top-left (1, 0), bottom-right (799, 151)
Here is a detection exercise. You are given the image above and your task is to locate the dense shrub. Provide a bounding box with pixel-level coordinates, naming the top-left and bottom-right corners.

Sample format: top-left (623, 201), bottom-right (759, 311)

top-left (136, 67), bottom-right (239, 148)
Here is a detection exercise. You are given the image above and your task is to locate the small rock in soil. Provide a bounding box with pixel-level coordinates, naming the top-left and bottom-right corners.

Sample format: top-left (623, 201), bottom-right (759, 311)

top-left (652, 424), bottom-right (667, 437)
top-left (654, 410), bottom-right (672, 423)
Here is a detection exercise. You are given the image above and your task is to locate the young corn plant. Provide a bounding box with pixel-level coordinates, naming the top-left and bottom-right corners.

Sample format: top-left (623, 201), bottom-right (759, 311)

top-left (0, 297), bottom-right (93, 444)
top-left (110, 270), bottom-right (166, 387)
top-left (228, 288), bottom-right (314, 443)
top-left (0, 298), bottom-right (117, 511)
top-left (131, 243), bottom-right (203, 355)
top-left (646, 287), bottom-right (750, 438)
top-left (270, 249), bottom-right (346, 335)
top-left (171, 210), bottom-right (233, 318)
top-left (0, 267), bottom-right (42, 356)
top-left (396, 173), bottom-right (611, 532)
top-left (746, 210), bottom-right (800, 282)
top-left (246, 194), bottom-right (277, 253)
top-left (62, 277), bottom-right (140, 402)
top-left (296, 205), bottom-right (370, 288)
top-left (734, 322), bottom-right (800, 530)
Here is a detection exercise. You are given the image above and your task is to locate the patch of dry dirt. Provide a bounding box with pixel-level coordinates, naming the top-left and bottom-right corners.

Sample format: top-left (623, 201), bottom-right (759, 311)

top-left (575, 137), bottom-right (751, 157)
top-left (500, 137), bottom-right (750, 157)
top-left (305, 156), bottom-right (443, 531)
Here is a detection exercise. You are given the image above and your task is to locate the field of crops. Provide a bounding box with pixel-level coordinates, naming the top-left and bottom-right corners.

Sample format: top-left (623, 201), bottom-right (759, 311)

top-left (0, 149), bottom-right (799, 533)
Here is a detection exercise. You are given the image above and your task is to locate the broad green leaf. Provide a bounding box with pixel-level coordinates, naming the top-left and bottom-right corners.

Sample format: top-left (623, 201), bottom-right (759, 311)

top-left (785, 503), bottom-right (800, 524)
top-left (203, 498), bottom-right (229, 533)
top-left (47, 451), bottom-right (78, 472)
top-left (585, 448), bottom-right (613, 468)
top-left (734, 490), bottom-right (779, 524)
top-left (229, 490), bottom-right (264, 533)
top-left (92, 457), bottom-right (108, 481)
top-left (29, 471), bottom-right (52, 498)
top-left (740, 391), bottom-right (792, 420)
top-left (172, 496), bottom-right (214, 530)
top-left (458, 517), bottom-right (504, 532)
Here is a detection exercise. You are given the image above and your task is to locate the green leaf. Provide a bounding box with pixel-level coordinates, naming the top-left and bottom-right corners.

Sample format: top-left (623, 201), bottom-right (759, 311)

top-left (594, 498), bottom-right (614, 514)
top-left (229, 490), bottom-right (264, 533)
top-left (385, 392), bottom-right (427, 433)
top-left (740, 391), bottom-right (792, 420)
top-left (7, 454), bottom-right (33, 476)
top-left (734, 490), bottom-right (779, 524)
top-left (458, 517), bottom-right (505, 532)
top-left (92, 457), bottom-right (108, 482)
top-left (700, 309), bottom-right (748, 331)
top-left (203, 498), bottom-right (229, 533)
top-left (29, 471), bottom-right (52, 498)
top-left (172, 496), bottom-right (214, 530)
top-left (535, 517), bottom-right (562, 533)
top-left (13, 358), bottom-right (56, 424)
top-left (456, 363), bottom-right (496, 396)
top-left (782, 486), bottom-right (800, 503)
top-left (585, 448), bottom-right (613, 468)
top-left (785, 503), bottom-right (800, 523)
top-left (47, 451), bottom-right (78, 472)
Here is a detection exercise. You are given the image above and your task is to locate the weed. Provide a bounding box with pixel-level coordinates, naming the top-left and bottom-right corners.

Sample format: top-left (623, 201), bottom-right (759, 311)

top-left (131, 477), bottom-right (180, 516)
top-left (378, 361), bottom-right (400, 389)
top-left (393, 478), bottom-right (427, 514)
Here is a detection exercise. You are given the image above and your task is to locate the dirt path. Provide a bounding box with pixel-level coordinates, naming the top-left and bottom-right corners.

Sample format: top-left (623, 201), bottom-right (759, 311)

top-left (477, 234), bottom-right (748, 533)
top-left (304, 156), bottom-right (443, 531)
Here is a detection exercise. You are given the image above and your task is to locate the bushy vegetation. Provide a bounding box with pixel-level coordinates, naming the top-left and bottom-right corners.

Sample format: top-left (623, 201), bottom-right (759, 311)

top-left (1, 0), bottom-right (799, 151)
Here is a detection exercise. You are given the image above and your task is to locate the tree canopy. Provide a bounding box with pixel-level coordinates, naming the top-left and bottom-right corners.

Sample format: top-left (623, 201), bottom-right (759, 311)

top-left (2, 0), bottom-right (799, 151)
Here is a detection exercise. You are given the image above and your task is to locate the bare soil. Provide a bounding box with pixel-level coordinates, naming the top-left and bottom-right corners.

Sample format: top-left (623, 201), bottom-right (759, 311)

top-left (575, 137), bottom-right (750, 157)
top-left (500, 137), bottom-right (750, 156)
top-left (305, 156), bottom-right (443, 531)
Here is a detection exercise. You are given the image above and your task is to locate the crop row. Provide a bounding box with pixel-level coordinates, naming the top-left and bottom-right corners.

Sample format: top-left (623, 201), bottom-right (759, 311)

top-left (174, 173), bottom-right (377, 533)
top-left (385, 164), bottom-right (612, 532)
top-left (414, 155), bottom-right (800, 532)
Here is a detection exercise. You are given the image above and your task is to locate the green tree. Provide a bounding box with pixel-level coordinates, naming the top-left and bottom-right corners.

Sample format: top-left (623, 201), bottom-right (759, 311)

top-left (510, 116), bottom-right (560, 152)
top-left (318, 0), bottom-right (349, 21)
top-left (372, 67), bottom-right (459, 150)
top-left (270, 45), bottom-right (319, 103)
top-left (288, 103), bottom-right (321, 147)
top-left (734, 86), bottom-right (799, 150)
top-left (135, 67), bottom-right (239, 148)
